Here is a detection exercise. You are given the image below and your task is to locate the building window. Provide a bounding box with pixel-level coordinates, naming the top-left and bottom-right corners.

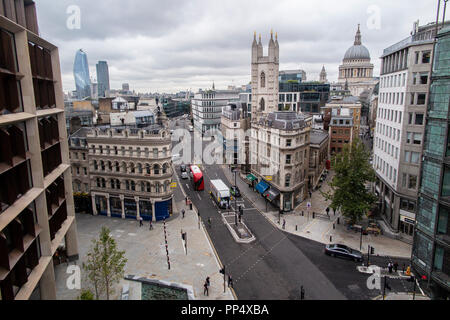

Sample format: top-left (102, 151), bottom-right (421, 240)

top-left (260, 98), bottom-right (265, 111)
top-left (286, 139), bottom-right (292, 147)
top-left (415, 113), bottom-right (424, 125)
top-left (286, 155), bottom-right (291, 165)
top-left (285, 174), bottom-right (291, 188)
top-left (422, 51), bottom-right (431, 64)
top-left (408, 175), bottom-right (417, 190)
top-left (417, 93), bottom-right (426, 105)
top-left (260, 72), bottom-right (266, 88)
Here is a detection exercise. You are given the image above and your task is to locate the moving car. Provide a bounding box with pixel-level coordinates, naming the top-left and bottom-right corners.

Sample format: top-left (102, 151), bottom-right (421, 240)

top-left (324, 244), bottom-right (363, 262)
top-left (210, 179), bottom-right (230, 209)
top-left (189, 125), bottom-right (194, 132)
top-left (230, 186), bottom-right (241, 198)
top-left (365, 223), bottom-right (382, 236)
top-left (181, 171), bottom-right (188, 179)
top-left (180, 164), bottom-right (187, 173)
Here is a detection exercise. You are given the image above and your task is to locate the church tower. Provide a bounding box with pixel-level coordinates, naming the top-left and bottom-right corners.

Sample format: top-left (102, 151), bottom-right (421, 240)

top-left (319, 66), bottom-right (328, 83)
top-left (251, 31), bottom-right (279, 122)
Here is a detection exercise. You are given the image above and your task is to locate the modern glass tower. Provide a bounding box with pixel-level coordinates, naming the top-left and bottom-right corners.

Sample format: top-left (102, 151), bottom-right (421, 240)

top-left (412, 25), bottom-right (450, 299)
top-left (96, 61), bottom-right (110, 98)
top-left (73, 49), bottom-right (91, 99)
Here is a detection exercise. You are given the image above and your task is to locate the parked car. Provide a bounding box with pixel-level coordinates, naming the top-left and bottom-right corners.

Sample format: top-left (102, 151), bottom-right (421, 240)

top-left (180, 164), bottom-right (187, 173)
top-left (230, 186), bottom-right (241, 198)
top-left (324, 244), bottom-right (363, 262)
top-left (181, 171), bottom-right (189, 179)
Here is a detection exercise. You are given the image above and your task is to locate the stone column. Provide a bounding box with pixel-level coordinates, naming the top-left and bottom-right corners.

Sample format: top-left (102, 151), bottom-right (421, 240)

top-left (151, 201), bottom-right (156, 222)
top-left (106, 194), bottom-right (111, 217)
top-left (135, 196), bottom-right (140, 220)
top-left (91, 194), bottom-right (97, 215)
top-left (65, 221), bottom-right (79, 261)
top-left (120, 195), bottom-right (125, 219)
top-left (40, 262), bottom-right (57, 300)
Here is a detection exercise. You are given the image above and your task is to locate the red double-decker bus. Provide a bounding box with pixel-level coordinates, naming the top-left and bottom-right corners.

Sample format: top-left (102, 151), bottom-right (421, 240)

top-left (189, 165), bottom-right (204, 191)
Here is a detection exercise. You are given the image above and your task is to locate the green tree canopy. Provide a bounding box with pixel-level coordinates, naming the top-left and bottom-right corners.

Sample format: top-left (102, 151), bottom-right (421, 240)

top-left (322, 138), bottom-right (376, 225)
top-left (83, 227), bottom-right (127, 300)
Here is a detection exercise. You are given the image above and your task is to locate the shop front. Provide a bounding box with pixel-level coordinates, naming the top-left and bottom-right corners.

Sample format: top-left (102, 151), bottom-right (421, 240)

top-left (155, 198), bottom-right (173, 221)
top-left (110, 197), bottom-right (122, 218)
top-left (124, 198), bottom-right (138, 219)
top-left (139, 200), bottom-right (153, 221)
top-left (95, 195), bottom-right (108, 216)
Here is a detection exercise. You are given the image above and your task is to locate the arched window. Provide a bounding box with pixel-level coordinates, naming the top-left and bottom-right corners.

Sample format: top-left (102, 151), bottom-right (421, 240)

top-left (125, 180), bottom-right (130, 190)
top-left (94, 160), bottom-right (98, 171)
top-left (260, 72), bottom-right (266, 88)
top-left (111, 179), bottom-right (115, 189)
top-left (163, 163), bottom-right (168, 174)
top-left (115, 162), bottom-right (120, 172)
top-left (130, 163), bottom-right (135, 174)
top-left (146, 182), bottom-right (151, 192)
top-left (260, 98), bottom-right (265, 111)
top-left (141, 182), bottom-right (145, 192)
top-left (155, 183), bottom-right (160, 193)
top-left (138, 163), bottom-right (143, 174)
top-left (116, 180), bottom-right (121, 190)
top-left (154, 164), bottom-right (160, 175)
top-left (101, 178), bottom-right (106, 188)
top-left (146, 164), bottom-right (151, 174)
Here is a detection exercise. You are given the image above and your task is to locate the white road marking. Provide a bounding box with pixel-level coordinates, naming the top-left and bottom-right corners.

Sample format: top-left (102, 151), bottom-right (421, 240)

top-left (128, 233), bottom-right (137, 236)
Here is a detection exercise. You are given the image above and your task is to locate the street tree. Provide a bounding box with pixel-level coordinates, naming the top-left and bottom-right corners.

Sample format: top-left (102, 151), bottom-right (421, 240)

top-left (83, 227), bottom-right (127, 300)
top-left (322, 138), bottom-right (376, 225)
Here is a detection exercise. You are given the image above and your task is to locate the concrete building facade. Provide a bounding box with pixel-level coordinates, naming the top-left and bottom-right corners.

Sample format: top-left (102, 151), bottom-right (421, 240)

top-left (0, 1), bottom-right (78, 300)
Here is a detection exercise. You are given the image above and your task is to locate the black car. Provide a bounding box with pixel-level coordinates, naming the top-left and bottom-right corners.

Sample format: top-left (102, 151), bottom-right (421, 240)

top-left (324, 244), bottom-right (363, 262)
top-left (230, 186), bottom-right (241, 198)
top-left (180, 164), bottom-right (187, 173)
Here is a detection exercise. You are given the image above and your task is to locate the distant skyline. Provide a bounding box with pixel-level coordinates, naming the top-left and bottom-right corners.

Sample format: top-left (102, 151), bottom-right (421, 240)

top-left (36, 0), bottom-right (439, 94)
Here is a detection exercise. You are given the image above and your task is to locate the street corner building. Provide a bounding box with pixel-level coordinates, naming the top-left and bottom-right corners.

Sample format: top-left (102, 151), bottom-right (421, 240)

top-left (0, 0), bottom-right (79, 300)
top-left (249, 32), bottom-right (316, 212)
top-left (83, 124), bottom-right (174, 222)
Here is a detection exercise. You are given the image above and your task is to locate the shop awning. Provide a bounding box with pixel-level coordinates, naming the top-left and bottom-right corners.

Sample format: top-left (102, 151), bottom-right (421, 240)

top-left (246, 174), bottom-right (257, 182)
top-left (255, 180), bottom-right (270, 194)
top-left (264, 188), bottom-right (280, 202)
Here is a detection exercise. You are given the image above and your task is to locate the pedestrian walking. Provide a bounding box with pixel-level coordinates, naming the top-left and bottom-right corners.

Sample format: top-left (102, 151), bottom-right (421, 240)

top-left (182, 209), bottom-right (185, 219)
top-left (228, 275), bottom-right (233, 288)
top-left (203, 281), bottom-right (209, 296)
top-left (393, 262), bottom-right (399, 273)
top-left (185, 197), bottom-right (188, 205)
top-left (208, 217), bottom-right (212, 228)
top-left (388, 262), bottom-right (393, 274)
top-left (283, 219), bottom-right (286, 230)
top-left (326, 207), bottom-right (330, 216)
top-left (206, 276), bottom-right (210, 287)
top-left (139, 216), bottom-right (143, 227)
top-left (149, 221), bottom-right (153, 230)
top-left (309, 191), bottom-right (312, 199)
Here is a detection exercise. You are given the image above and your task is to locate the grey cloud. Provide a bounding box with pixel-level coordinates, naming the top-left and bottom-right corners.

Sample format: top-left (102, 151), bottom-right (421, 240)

top-left (36, 0), bottom-right (438, 93)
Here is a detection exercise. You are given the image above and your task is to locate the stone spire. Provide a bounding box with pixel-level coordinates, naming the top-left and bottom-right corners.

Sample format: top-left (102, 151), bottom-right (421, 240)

top-left (354, 24), bottom-right (362, 45)
top-left (257, 33), bottom-right (263, 57)
top-left (320, 65), bottom-right (327, 83)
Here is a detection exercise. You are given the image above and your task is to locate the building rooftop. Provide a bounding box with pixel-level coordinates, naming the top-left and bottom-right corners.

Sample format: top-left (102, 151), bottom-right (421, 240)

top-left (258, 112), bottom-right (307, 130)
top-left (70, 127), bottom-right (92, 139)
top-left (327, 96), bottom-right (360, 105)
top-left (310, 130), bottom-right (329, 145)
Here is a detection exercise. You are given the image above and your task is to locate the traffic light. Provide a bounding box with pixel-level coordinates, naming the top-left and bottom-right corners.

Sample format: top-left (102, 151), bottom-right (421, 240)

top-left (370, 247), bottom-right (375, 255)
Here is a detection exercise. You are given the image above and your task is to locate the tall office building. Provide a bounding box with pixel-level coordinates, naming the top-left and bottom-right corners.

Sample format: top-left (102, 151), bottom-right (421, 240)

top-left (0, 1), bottom-right (78, 300)
top-left (412, 24), bottom-right (450, 300)
top-left (73, 49), bottom-right (91, 99)
top-left (96, 61), bottom-right (110, 98)
top-left (373, 22), bottom-right (439, 242)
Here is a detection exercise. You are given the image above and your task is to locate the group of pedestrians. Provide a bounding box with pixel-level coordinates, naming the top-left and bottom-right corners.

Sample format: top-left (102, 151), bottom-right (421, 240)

top-left (203, 274), bottom-right (234, 296)
top-left (138, 216), bottom-right (153, 230)
top-left (388, 262), bottom-right (399, 274)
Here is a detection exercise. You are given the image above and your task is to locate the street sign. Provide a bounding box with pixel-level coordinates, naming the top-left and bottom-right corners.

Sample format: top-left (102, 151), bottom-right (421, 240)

top-left (170, 182), bottom-right (177, 188)
top-left (265, 176), bottom-right (273, 181)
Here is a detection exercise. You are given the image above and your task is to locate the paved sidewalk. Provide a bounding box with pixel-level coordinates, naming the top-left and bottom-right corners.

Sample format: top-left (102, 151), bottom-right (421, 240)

top-left (221, 166), bottom-right (412, 259)
top-left (373, 293), bottom-right (429, 300)
top-left (54, 205), bottom-right (234, 300)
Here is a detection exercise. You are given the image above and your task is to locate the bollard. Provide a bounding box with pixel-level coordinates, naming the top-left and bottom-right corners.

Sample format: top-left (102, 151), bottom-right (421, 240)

top-left (296, 225), bottom-right (298, 231)
top-left (302, 211), bottom-right (304, 217)
top-left (333, 224), bottom-right (336, 230)
top-left (330, 235), bottom-right (332, 242)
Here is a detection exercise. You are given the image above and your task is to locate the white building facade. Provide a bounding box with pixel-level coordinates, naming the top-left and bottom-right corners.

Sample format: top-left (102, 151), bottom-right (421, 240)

top-left (373, 23), bottom-right (435, 242)
top-left (191, 89), bottom-right (240, 133)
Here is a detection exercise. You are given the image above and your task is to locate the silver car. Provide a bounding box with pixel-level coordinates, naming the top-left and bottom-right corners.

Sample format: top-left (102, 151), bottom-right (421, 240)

top-left (324, 244), bottom-right (363, 262)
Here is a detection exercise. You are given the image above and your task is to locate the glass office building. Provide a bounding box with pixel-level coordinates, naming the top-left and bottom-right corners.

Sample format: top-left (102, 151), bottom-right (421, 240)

top-left (73, 49), bottom-right (91, 99)
top-left (96, 61), bottom-right (110, 98)
top-left (412, 25), bottom-right (450, 299)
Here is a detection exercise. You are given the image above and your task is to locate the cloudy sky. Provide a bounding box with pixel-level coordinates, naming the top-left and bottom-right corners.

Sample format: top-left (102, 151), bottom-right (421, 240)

top-left (35, 0), bottom-right (438, 94)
